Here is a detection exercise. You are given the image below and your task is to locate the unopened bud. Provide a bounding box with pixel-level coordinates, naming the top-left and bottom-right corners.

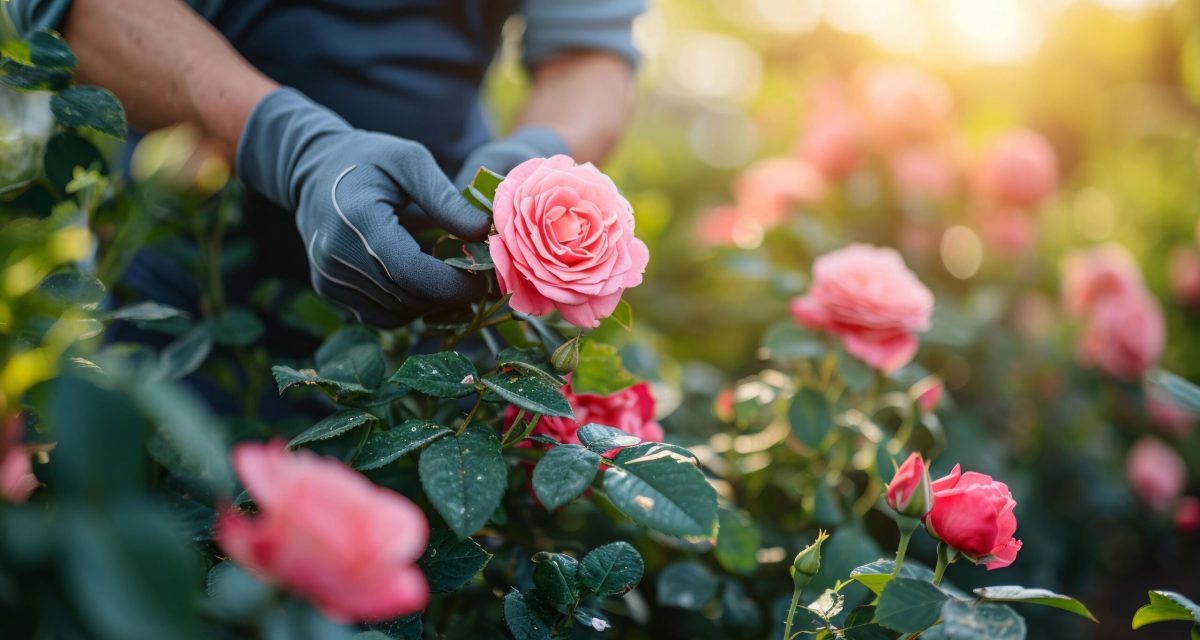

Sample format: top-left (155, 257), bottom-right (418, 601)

top-left (791, 529), bottom-right (829, 586)
top-left (886, 452), bottom-right (934, 518)
top-left (551, 336), bottom-right (581, 372)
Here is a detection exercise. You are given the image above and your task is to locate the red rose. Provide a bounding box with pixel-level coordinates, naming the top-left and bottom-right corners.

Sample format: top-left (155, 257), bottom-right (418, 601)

top-left (887, 453), bottom-right (933, 517)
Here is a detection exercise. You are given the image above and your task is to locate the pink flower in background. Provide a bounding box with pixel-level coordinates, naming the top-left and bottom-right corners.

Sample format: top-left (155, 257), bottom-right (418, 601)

top-left (924, 465), bottom-right (1022, 570)
top-left (796, 79), bottom-right (864, 179)
top-left (917, 382), bottom-right (943, 413)
top-left (0, 414), bottom-right (36, 503)
top-left (974, 206), bottom-right (1036, 256)
top-left (888, 145), bottom-right (960, 201)
top-left (733, 157), bottom-right (827, 228)
top-left (853, 64), bottom-right (953, 148)
top-left (1168, 246), bottom-right (1200, 307)
top-left (693, 205), bottom-right (763, 249)
top-left (217, 442), bottom-right (429, 622)
top-left (971, 129), bottom-right (1059, 208)
top-left (1126, 437), bottom-right (1186, 512)
top-left (489, 155), bottom-right (649, 329)
top-left (1146, 383), bottom-right (1196, 437)
top-left (1075, 289), bottom-right (1164, 380)
top-left (791, 244), bottom-right (934, 373)
top-left (887, 453), bottom-right (933, 517)
top-left (1060, 243), bottom-right (1143, 318)
top-left (1175, 496), bottom-right (1200, 534)
top-left (507, 380), bottom-right (664, 448)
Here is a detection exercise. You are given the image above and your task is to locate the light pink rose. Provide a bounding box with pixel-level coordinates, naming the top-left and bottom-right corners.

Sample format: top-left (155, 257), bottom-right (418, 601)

top-left (1060, 243), bottom-right (1143, 318)
top-left (791, 244), bottom-right (934, 373)
top-left (489, 155), bottom-right (649, 329)
top-left (733, 157), bottom-right (827, 228)
top-left (507, 380), bottom-right (663, 449)
top-left (973, 206), bottom-right (1036, 256)
top-left (1168, 246), bottom-right (1200, 307)
top-left (917, 382), bottom-right (943, 413)
top-left (971, 129), bottom-right (1059, 208)
top-left (796, 79), bottom-right (864, 180)
top-left (853, 64), bottom-right (953, 148)
top-left (0, 414), bottom-right (36, 503)
top-left (924, 465), bottom-right (1022, 570)
top-left (1126, 437), bottom-right (1186, 512)
top-left (1075, 289), bottom-right (1164, 380)
top-left (888, 145), bottom-right (960, 201)
top-left (693, 205), bottom-right (763, 249)
top-left (217, 441), bottom-right (429, 622)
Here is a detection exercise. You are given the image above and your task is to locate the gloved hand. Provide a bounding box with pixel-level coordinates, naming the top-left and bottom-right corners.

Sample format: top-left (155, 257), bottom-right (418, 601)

top-left (237, 88), bottom-right (491, 328)
top-left (452, 125), bottom-right (570, 188)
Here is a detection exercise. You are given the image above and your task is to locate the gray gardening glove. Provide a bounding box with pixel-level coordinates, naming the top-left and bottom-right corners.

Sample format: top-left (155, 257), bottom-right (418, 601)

top-left (237, 88), bottom-right (490, 328)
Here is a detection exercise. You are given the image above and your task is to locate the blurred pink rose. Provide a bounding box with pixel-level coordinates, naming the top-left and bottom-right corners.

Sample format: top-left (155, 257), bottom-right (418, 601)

top-left (1060, 243), bottom-right (1143, 318)
top-left (791, 244), bottom-right (934, 373)
top-left (217, 442), bottom-right (429, 622)
top-left (888, 145), bottom-right (960, 201)
top-left (1, 414), bottom-right (36, 503)
top-left (917, 382), bottom-right (943, 413)
top-left (693, 205), bottom-right (763, 248)
top-left (1175, 496), bottom-right (1200, 534)
top-left (887, 453), bottom-right (933, 517)
top-left (1168, 246), bottom-right (1200, 307)
top-left (733, 157), bottom-right (827, 228)
top-left (853, 64), bottom-right (953, 148)
top-left (1076, 290), bottom-right (1164, 380)
top-left (796, 79), bottom-right (864, 179)
top-left (1126, 437), bottom-right (1186, 512)
top-left (507, 380), bottom-right (664, 448)
top-left (974, 206), bottom-right (1036, 256)
top-left (1146, 384), bottom-right (1196, 437)
top-left (924, 465), bottom-right (1022, 570)
top-left (489, 155), bottom-right (649, 329)
top-left (971, 129), bottom-right (1059, 208)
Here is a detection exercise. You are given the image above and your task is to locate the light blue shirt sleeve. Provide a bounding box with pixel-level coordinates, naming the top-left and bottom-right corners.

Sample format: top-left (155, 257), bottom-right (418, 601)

top-left (4, 0), bottom-right (224, 34)
top-left (520, 0), bottom-right (646, 69)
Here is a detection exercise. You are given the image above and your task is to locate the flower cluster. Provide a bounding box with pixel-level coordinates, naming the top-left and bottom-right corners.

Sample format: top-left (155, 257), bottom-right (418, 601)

top-left (506, 379), bottom-right (664, 447)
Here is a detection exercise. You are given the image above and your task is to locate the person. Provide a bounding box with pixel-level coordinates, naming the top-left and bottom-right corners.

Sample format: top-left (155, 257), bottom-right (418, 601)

top-left (5, 0), bottom-right (643, 329)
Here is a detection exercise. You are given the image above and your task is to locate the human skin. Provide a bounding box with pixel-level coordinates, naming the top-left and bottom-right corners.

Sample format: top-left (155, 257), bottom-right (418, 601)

top-left (60, 0), bottom-right (634, 167)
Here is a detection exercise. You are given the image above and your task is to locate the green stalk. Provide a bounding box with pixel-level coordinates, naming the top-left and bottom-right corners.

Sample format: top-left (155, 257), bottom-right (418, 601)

top-left (781, 574), bottom-right (812, 640)
top-left (932, 542), bottom-right (956, 585)
top-left (892, 515), bottom-right (920, 577)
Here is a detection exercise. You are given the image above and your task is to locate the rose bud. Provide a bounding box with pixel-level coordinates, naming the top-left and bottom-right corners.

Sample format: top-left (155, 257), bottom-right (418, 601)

top-left (791, 529), bottom-right (829, 586)
top-left (551, 336), bottom-right (582, 372)
top-left (887, 453), bottom-right (934, 518)
top-left (924, 465), bottom-right (1022, 570)
top-left (1126, 437), bottom-right (1186, 512)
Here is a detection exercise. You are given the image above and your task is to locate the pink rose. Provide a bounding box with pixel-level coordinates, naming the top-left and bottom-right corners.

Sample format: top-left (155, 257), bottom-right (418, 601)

top-left (917, 382), bottom-right (943, 413)
top-left (973, 206), bottom-right (1036, 256)
top-left (887, 453), bottom-right (933, 517)
top-left (217, 442), bottom-right (429, 622)
top-left (791, 244), bottom-right (934, 373)
top-left (1075, 290), bottom-right (1164, 380)
top-left (733, 157), bottom-right (827, 228)
top-left (693, 205), bottom-right (763, 249)
top-left (489, 155), bottom-right (649, 329)
top-left (796, 79), bottom-right (864, 179)
top-left (508, 380), bottom-right (663, 448)
top-left (1126, 437), bottom-right (1186, 512)
top-left (924, 465), bottom-right (1022, 570)
top-left (888, 145), bottom-right (960, 201)
top-left (1146, 384), bottom-right (1196, 437)
top-left (1175, 496), bottom-right (1200, 534)
top-left (0, 414), bottom-right (36, 503)
top-left (1060, 243), bottom-right (1143, 318)
top-left (1168, 246), bottom-right (1200, 307)
top-left (971, 129), bottom-right (1059, 208)
top-left (853, 64), bottom-right (953, 148)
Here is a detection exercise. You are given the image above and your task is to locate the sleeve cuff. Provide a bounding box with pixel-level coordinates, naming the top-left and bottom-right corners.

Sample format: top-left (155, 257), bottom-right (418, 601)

top-left (520, 0), bottom-right (646, 70)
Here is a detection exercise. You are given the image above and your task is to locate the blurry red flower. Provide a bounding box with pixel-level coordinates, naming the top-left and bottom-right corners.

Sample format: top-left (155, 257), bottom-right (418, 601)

top-left (853, 63), bottom-right (953, 148)
top-left (1075, 289), bottom-right (1164, 380)
top-left (887, 453), bottom-right (933, 517)
top-left (733, 157), bottom-right (827, 228)
top-left (971, 129), bottom-right (1059, 208)
top-left (1174, 496), bottom-right (1200, 534)
top-left (1126, 437), bottom-right (1186, 513)
top-left (507, 380), bottom-right (664, 448)
top-left (0, 414), bottom-right (36, 503)
top-left (1060, 243), bottom-right (1143, 318)
top-left (1168, 246), bottom-right (1200, 307)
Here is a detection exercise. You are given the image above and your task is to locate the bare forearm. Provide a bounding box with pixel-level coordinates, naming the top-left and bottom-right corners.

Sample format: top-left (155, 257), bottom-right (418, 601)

top-left (61, 0), bottom-right (276, 162)
top-left (517, 52), bottom-right (634, 165)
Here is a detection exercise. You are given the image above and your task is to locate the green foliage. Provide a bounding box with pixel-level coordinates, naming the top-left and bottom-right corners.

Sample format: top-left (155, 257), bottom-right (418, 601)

top-left (481, 370), bottom-right (574, 418)
top-left (601, 442), bottom-right (718, 539)
top-left (873, 578), bottom-right (950, 633)
top-left (51, 86), bottom-right (127, 138)
top-left (570, 341), bottom-right (637, 395)
top-left (418, 427), bottom-right (506, 539)
top-left (934, 599), bottom-right (1026, 640)
top-left (390, 351), bottom-right (478, 398)
top-left (578, 541), bottom-right (644, 597)
top-left (788, 388), bottom-right (832, 449)
top-left (418, 530), bottom-right (492, 593)
top-left (656, 562), bottom-right (718, 610)
top-left (577, 423), bottom-right (640, 452)
top-left (715, 506), bottom-right (760, 576)
top-left (288, 410), bottom-right (378, 448)
top-left (531, 444), bottom-right (600, 510)
top-left (1132, 591), bottom-right (1200, 629)
top-left (532, 552), bottom-right (580, 613)
top-left (974, 586), bottom-right (1097, 622)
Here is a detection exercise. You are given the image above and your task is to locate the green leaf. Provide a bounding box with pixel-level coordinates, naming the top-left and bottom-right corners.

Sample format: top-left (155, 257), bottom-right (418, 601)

top-left (157, 326), bottom-right (213, 381)
top-left (51, 85), bottom-right (127, 138)
top-left (850, 558), bottom-right (936, 596)
top-left (209, 307), bottom-right (264, 347)
top-left (100, 301), bottom-right (188, 323)
top-left (391, 352), bottom-right (478, 398)
top-left (602, 442), bottom-right (717, 539)
top-left (788, 388), bottom-right (832, 448)
top-left (418, 529), bottom-right (492, 593)
top-left (974, 586), bottom-right (1097, 622)
top-left (130, 377), bottom-right (233, 495)
top-left (43, 132), bottom-right (107, 194)
top-left (577, 423), bottom-right (640, 452)
top-left (715, 506), bottom-right (760, 576)
top-left (271, 365), bottom-right (371, 402)
top-left (531, 444), bottom-right (600, 510)
top-left (873, 578), bottom-right (950, 634)
top-left (533, 552), bottom-right (580, 614)
top-left (319, 342), bottom-right (386, 389)
top-left (355, 420), bottom-right (451, 470)
top-left (418, 427), bottom-right (506, 539)
top-left (496, 347), bottom-right (565, 385)
top-left (444, 242), bottom-right (494, 272)
top-left (1133, 591), bottom-right (1200, 629)
top-left (843, 606), bottom-right (900, 640)
top-left (837, 346), bottom-right (874, 391)
top-left (503, 591), bottom-right (553, 640)
top-left (759, 322), bottom-right (827, 360)
top-left (656, 562), bottom-right (717, 611)
top-left (37, 270), bottom-right (105, 305)
top-left (28, 30), bottom-right (77, 68)
top-left (481, 371), bottom-right (574, 418)
top-left (579, 541), bottom-right (644, 597)
top-left (938, 599), bottom-right (1026, 640)
top-left (470, 166), bottom-right (505, 202)
top-left (609, 299), bottom-right (633, 331)
top-left (0, 57), bottom-right (72, 90)
top-left (1148, 370), bottom-right (1200, 413)
top-left (288, 410), bottom-right (378, 448)
top-left (206, 562), bottom-right (274, 622)
top-left (570, 342), bottom-right (638, 396)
